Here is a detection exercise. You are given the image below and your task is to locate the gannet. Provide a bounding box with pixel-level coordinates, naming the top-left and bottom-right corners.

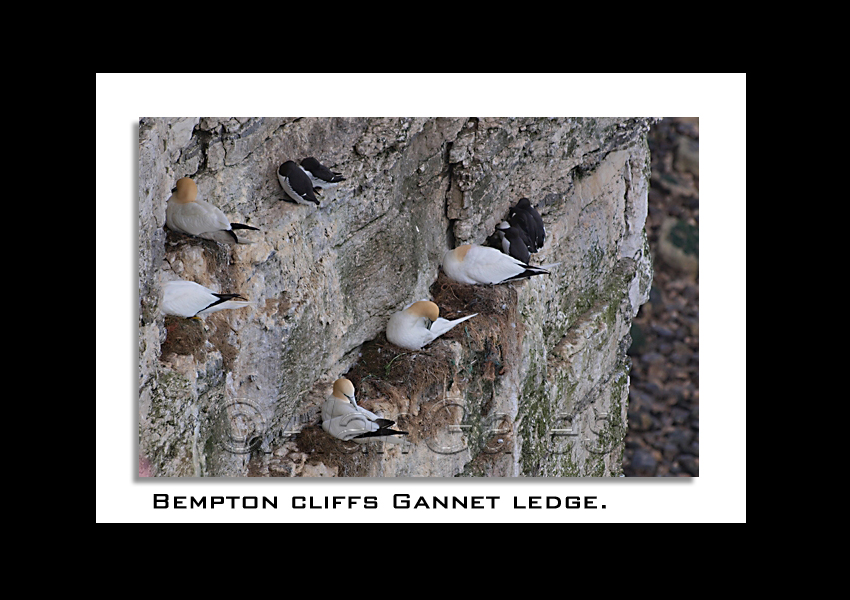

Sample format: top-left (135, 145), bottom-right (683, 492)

top-left (386, 300), bottom-right (477, 350)
top-left (442, 244), bottom-right (556, 285)
top-left (161, 280), bottom-right (252, 318)
top-left (165, 178), bottom-right (259, 244)
top-left (321, 378), bottom-right (407, 444)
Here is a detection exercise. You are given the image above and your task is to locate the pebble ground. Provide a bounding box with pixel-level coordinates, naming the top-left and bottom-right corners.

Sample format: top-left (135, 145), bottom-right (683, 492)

top-left (624, 117), bottom-right (699, 477)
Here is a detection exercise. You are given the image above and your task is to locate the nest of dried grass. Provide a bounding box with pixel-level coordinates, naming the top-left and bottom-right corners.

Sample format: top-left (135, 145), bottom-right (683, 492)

top-left (340, 272), bottom-right (526, 445)
top-left (161, 315), bottom-right (206, 359)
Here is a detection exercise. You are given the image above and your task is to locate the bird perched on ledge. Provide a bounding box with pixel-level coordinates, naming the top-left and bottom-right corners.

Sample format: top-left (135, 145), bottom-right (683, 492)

top-left (386, 300), bottom-right (478, 350)
top-left (508, 197), bottom-right (545, 252)
top-left (300, 156), bottom-right (345, 190)
top-left (161, 280), bottom-right (252, 319)
top-left (495, 222), bottom-right (532, 264)
top-left (166, 177), bottom-right (260, 244)
top-left (321, 378), bottom-right (407, 444)
top-left (442, 244), bottom-right (557, 285)
top-left (278, 160), bottom-right (321, 206)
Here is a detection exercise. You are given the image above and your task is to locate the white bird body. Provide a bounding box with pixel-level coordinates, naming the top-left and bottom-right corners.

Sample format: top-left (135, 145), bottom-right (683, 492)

top-left (166, 197), bottom-right (229, 237)
top-left (386, 300), bottom-right (477, 350)
top-left (166, 178), bottom-right (258, 244)
top-left (161, 280), bottom-right (252, 318)
top-left (442, 244), bottom-right (556, 285)
top-left (321, 378), bottom-right (406, 444)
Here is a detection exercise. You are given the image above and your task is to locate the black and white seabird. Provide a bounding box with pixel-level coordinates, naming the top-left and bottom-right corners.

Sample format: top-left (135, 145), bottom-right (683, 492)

top-left (496, 225), bottom-right (532, 264)
top-left (165, 177), bottom-right (260, 244)
top-left (321, 378), bottom-right (408, 444)
top-left (509, 198), bottom-right (545, 252)
top-left (278, 160), bottom-right (321, 206)
top-left (300, 157), bottom-right (346, 188)
top-left (507, 209), bottom-right (539, 253)
top-left (161, 280), bottom-right (252, 319)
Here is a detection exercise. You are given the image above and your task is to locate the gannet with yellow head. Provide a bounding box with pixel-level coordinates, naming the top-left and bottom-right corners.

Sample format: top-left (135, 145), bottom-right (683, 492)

top-left (442, 244), bottom-right (556, 285)
top-left (165, 177), bottom-right (259, 244)
top-left (161, 280), bottom-right (252, 319)
top-left (321, 378), bottom-right (407, 444)
top-left (386, 300), bottom-right (478, 350)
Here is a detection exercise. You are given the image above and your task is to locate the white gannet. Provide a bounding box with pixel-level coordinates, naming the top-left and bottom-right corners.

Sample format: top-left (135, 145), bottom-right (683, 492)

top-left (161, 280), bottom-right (252, 318)
top-left (165, 177), bottom-right (259, 244)
top-left (386, 300), bottom-right (477, 350)
top-left (321, 378), bottom-right (407, 444)
top-left (442, 244), bottom-right (557, 285)
top-left (278, 160), bottom-right (321, 206)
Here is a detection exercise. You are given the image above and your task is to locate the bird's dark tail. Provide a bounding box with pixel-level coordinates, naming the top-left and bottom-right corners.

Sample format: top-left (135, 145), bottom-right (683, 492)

top-left (503, 266), bottom-right (551, 282)
top-left (353, 428), bottom-right (408, 439)
top-left (212, 293), bottom-right (247, 302)
top-left (230, 223), bottom-right (260, 231)
top-left (202, 293), bottom-right (247, 312)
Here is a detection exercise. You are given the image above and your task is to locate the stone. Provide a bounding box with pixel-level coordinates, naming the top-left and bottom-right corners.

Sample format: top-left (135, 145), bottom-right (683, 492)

top-left (666, 428), bottom-right (693, 450)
top-left (678, 454), bottom-right (699, 476)
top-left (628, 410), bottom-right (653, 432)
top-left (658, 217), bottom-right (699, 276)
top-left (674, 136), bottom-right (699, 177)
top-left (138, 117), bottom-right (655, 477)
top-left (629, 449), bottom-right (657, 474)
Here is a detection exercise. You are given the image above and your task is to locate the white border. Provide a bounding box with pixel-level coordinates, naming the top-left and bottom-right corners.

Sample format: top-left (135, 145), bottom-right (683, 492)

top-left (97, 73), bottom-right (745, 523)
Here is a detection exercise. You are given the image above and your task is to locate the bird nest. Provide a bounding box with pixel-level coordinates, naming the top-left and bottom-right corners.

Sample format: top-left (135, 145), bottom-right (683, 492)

top-left (340, 271), bottom-right (526, 445)
top-left (160, 315), bottom-right (206, 359)
top-left (160, 313), bottom-right (239, 371)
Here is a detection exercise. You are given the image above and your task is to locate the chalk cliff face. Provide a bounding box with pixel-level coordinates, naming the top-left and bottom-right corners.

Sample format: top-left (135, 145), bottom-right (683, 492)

top-left (138, 117), bottom-right (653, 477)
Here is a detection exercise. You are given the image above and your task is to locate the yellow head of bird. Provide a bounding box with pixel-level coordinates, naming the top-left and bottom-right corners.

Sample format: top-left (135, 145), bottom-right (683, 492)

top-left (332, 377), bottom-right (355, 402)
top-left (407, 301), bottom-right (440, 322)
top-left (174, 178), bottom-right (198, 204)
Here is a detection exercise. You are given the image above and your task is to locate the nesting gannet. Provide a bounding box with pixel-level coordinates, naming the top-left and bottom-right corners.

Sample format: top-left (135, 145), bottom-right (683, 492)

top-left (161, 280), bottom-right (252, 318)
top-left (386, 300), bottom-right (478, 350)
top-left (496, 222), bottom-right (532, 264)
top-left (165, 178), bottom-right (259, 244)
top-left (278, 160), bottom-right (321, 206)
top-left (509, 198), bottom-right (545, 252)
top-left (300, 157), bottom-right (346, 189)
top-left (321, 378), bottom-right (407, 444)
top-left (442, 244), bottom-right (556, 285)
